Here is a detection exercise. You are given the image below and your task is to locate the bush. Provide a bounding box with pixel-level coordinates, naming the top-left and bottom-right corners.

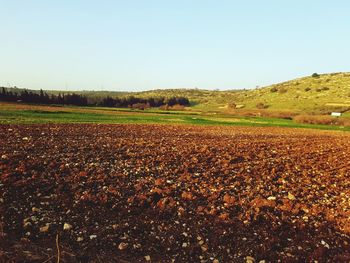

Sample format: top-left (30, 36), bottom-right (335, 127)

top-left (294, 115), bottom-right (350, 126)
top-left (312, 73), bottom-right (320, 78)
top-left (131, 103), bottom-right (150, 110)
top-left (304, 87), bottom-right (311, 92)
top-left (256, 102), bottom-right (269, 109)
top-left (228, 102), bottom-right (236, 109)
top-left (270, 87), bottom-right (278, 93)
top-left (278, 88), bottom-right (287, 94)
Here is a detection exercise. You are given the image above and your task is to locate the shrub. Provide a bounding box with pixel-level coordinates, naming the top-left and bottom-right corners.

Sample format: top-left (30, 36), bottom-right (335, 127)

top-left (304, 87), bottom-right (311, 92)
top-left (256, 102), bottom-right (269, 109)
top-left (312, 73), bottom-right (320, 78)
top-left (228, 102), bottom-right (236, 109)
top-left (293, 115), bottom-right (350, 126)
top-left (270, 87), bottom-right (278, 93)
top-left (278, 88), bottom-right (287, 94)
top-left (131, 103), bottom-right (150, 110)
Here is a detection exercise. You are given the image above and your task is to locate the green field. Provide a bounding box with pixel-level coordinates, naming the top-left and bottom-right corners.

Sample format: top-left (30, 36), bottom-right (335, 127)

top-left (0, 102), bottom-right (349, 132)
top-left (2, 72), bottom-right (350, 130)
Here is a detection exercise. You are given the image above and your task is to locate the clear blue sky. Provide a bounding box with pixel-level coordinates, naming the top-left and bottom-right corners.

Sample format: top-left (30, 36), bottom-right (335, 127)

top-left (1, 0), bottom-right (349, 91)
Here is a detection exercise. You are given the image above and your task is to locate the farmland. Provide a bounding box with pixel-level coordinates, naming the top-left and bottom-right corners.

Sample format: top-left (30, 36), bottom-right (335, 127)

top-left (1, 124), bottom-right (350, 262)
top-left (1, 102), bottom-right (350, 132)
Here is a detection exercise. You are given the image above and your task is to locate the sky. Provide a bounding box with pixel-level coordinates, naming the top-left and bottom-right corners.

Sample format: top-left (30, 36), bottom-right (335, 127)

top-left (1, 0), bottom-right (350, 91)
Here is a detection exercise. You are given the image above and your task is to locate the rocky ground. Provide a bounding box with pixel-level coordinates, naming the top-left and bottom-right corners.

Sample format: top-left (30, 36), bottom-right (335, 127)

top-left (1, 124), bottom-right (350, 262)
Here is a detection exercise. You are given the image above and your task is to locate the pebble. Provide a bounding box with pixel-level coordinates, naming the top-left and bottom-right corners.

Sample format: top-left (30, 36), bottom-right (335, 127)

top-left (321, 240), bottom-right (330, 249)
top-left (39, 223), bottom-right (50, 233)
top-left (246, 256), bottom-right (255, 263)
top-left (118, 242), bottom-right (128, 250)
top-left (32, 207), bottom-right (40, 212)
top-left (145, 255), bottom-right (151, 261)
top-left (1, 155), bottom-right (7, 159)
top-left (267, 196), bottom-right (276, 200)
top-left (182, 242), bottom-right (188, 248)
top-left (63, 223), bottom-right (72, 230)
top-left (213, 259), bottom-right (219, 263)
top-left (77, 237), bottom-right (84, 242)
top-left (201, 246), bottom-right (208, 252)
top-left (288, 192), bottom-right (296, 200)
top-left (90, 235), bottom-right (97, 240)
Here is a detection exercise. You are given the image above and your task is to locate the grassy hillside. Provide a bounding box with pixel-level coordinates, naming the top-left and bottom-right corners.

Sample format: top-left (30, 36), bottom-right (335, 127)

top-left (235, 72), bottom-right (350, 113)
top-left (3, 72), bottom-right (350, 114)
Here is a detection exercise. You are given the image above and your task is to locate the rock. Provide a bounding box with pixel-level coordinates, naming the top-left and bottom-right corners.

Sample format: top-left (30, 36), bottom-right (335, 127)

top-left (89, 235), bottom-right (97, 240)
top-left (1, 154), bottom-right (8, 159)
top-left (22, 137), bottom-right (29, 141)
top-left (259, 260), bottom-right (266, 263)
top-left (321, 240), bottom-right (330, 249)
top-left (63, 223), bottom-right (72, 230)
top-left (246, 256), bottom-right (255, 263)
top-left (288, 192), bottom-right (296, 200)
top-left (201, 245), bottom-right (208, 252)
top-left (145, 255), bottom-right (151, 261)
top-left (213, 259), bottom-right (219, 263)
top-left (40, 223), bottom-right (50, 233)
top-left (118, 242), bottom-right (128, 250)
top-left (32, 207), bottom-right (40, 212)
top-left (267, 196), bottom-right (276, 200)
top-left (182, 242), bottom-right (188, 248)
top-left (77, 237), bottom-right (84, 242)
top-left (23, 221), bottom-right (32, 228)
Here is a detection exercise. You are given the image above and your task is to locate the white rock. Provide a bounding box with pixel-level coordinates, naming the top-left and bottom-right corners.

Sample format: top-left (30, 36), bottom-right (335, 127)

top-left (145, 255), bottom-right (151, 261)
top-left (63, 223), bottom-right (72, 230)
top-left (77, 237), bottom-right (84, 242)
top-left (267, 196), bottom-right (276, 200)
top-left (89, 235), bottom-right (97, 240)
top-left (321, 240), bottom-right (330, 249)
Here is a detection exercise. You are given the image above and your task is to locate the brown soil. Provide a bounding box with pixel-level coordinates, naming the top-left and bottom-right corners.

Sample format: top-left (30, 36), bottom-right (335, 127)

top-left (1, 124), bottom-right (350, 262)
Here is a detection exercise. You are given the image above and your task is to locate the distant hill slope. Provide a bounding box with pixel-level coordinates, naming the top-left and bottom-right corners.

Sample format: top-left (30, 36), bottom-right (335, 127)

top-left (233, 72), bottom-right (350, 113)
top-left (129, 72), bottom-right (350, 113)
top-left (2, 72), bottom-right (350, 113)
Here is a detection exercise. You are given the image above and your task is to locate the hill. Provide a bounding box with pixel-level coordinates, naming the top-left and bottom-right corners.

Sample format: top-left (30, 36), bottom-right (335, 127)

top-left (2, 72), bottom-right (350, 114)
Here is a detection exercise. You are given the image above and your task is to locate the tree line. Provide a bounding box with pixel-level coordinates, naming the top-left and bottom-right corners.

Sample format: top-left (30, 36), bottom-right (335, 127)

top-left (99, 96), bottom-right (190, 108)
top-left (0, 87), bottom-right (190, 108)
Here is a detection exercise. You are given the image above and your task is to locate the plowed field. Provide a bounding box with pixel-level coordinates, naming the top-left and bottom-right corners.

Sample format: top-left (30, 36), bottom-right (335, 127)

top-left (1, 124), bottom-right (350, 262)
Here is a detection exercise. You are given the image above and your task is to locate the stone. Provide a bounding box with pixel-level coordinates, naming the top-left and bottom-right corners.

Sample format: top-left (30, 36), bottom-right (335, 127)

top-left (246, 256), bottom-right (255, 263)
top-left (90, 235), bottom-right (97, 240)
top-left (77, 237), bottom-right (84, 242)
top-left (118, 242), bottom-right (128, 250)
top-left (40, 223), bottom-right (50, 233)
top-left (63, 223), bottom-right (72, 230)
top-left (145, 255), bottom-right (151, 261)
top-left (288, 192), bottom-right (296, 200)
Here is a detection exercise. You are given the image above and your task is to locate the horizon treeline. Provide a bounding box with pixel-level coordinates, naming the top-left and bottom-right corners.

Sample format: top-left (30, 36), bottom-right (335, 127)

top-left (0, 87), bottom-right (190, 108)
